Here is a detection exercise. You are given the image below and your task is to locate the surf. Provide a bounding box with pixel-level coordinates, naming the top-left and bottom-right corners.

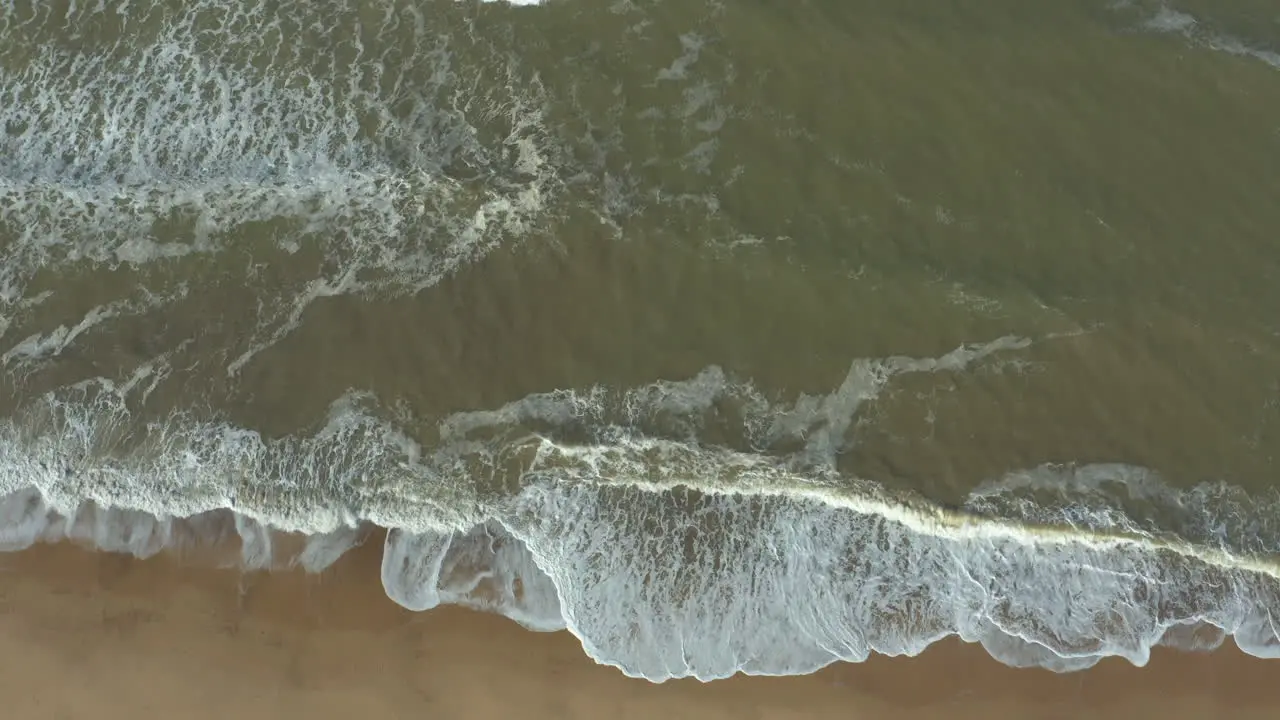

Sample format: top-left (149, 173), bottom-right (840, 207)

top-left (1, 338), bottom-right (1278, 681)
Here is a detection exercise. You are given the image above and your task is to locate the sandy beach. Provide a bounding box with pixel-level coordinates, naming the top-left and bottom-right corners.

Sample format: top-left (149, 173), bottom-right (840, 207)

top-left (0, 537), bottom-right (1274, 720)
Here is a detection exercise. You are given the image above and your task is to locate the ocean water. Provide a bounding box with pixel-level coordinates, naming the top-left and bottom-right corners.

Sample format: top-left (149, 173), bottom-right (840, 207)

top-left (3, 0), bottom-right (1280, 681)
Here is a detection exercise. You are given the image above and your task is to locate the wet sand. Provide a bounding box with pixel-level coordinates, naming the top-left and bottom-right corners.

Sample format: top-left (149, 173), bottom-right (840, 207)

top-left (0, 537), bottom-right (1276, 719)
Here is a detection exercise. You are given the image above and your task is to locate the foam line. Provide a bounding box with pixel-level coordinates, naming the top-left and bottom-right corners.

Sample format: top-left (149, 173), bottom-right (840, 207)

top-left (1, 337), bottom-right (1278, 679)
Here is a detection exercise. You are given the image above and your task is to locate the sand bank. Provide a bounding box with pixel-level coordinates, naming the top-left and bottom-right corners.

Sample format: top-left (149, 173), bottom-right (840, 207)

top-left (0, 535), bottom-right (1275, 720)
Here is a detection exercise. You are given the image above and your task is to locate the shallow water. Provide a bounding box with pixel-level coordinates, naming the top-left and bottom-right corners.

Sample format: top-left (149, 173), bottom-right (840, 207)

top-left (2, 0), bottom-right (1279, 681)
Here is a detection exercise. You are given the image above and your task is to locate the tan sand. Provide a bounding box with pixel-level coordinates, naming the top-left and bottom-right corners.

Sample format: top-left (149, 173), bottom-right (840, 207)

top-left (0, 536), bottom-right (1276, 720)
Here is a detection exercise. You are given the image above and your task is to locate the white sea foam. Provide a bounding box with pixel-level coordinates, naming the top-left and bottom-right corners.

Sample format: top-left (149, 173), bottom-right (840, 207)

top-left (1135, 4), bottom-right (1280, 70)
top-left (1, 336), bottom-right (1279, 679)
top-left (383, 523), bottom-right (564, 630)
top-left (494, 478), bottom-right (1280, 678)
top-left (1, 0), bottom-right (561, 374)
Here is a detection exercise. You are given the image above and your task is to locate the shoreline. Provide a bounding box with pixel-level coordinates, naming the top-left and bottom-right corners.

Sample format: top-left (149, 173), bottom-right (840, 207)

top-left (0, 536), bottom-right (1277, 719)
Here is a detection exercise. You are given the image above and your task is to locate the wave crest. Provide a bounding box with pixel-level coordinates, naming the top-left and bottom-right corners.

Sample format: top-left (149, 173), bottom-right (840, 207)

top-left (2, 338), bottom-right (1279, 680)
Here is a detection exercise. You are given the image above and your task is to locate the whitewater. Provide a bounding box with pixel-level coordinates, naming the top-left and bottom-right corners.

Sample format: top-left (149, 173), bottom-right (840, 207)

top-left (2, 336), bottom-right (1279, 681)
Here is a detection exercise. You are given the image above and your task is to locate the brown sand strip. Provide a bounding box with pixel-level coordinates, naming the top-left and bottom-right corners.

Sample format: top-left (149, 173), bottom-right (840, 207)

top-left (0, 534), bottom-right (1276, 720)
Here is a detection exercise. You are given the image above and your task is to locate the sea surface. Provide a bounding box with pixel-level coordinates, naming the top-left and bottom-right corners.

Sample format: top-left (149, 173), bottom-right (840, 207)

top-left (2, 0), bottom-right (1280, 682)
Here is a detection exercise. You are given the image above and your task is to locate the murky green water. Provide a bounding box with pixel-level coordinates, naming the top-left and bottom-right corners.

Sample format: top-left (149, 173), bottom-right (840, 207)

top-left (2, 0), bottom-right (1279, 681)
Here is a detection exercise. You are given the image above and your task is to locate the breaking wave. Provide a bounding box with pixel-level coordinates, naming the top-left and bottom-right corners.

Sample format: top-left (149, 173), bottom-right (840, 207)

top-left (2, 336), bottom-right (1278, 680)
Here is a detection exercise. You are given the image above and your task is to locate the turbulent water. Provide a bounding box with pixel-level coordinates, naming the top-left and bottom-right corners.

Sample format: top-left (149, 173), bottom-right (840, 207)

top-left (3, 0), bottom-right (1280, 681)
